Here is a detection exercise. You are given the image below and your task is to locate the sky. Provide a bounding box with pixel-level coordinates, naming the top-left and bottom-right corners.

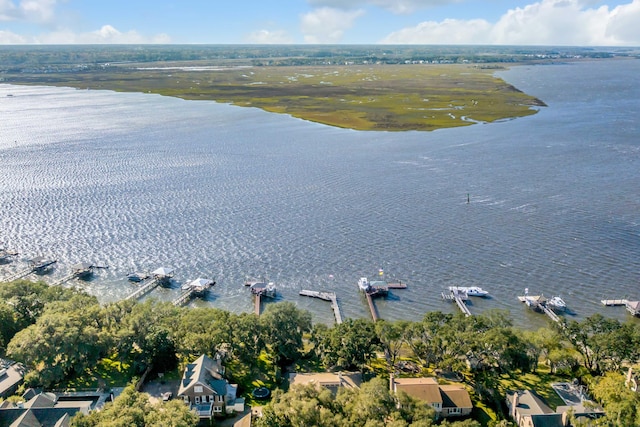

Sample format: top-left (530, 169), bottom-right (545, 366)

top-left (1, 0), bottom-right (639, 46)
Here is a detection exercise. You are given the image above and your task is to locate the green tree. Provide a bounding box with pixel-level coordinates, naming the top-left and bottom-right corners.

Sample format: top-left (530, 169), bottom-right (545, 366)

top-left (260, 302), bottom-right (312, 367)
top-left (6, 294), bottom-right (108, 387)
top-left (71, 384), bottom-right (198, 427)
top-left (589, 371), bottom-right (640, 426)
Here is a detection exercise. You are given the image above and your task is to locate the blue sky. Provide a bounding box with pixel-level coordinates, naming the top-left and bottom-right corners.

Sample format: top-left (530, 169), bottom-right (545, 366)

top-left (1, 0), bottom-right (639, 45)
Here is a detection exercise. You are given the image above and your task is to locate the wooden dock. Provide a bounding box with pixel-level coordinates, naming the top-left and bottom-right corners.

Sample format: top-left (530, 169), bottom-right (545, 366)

top-left (173, 289), bottom-right (195, 307)
top-left (254, 294), bottom-right (262, 315)
top-left (299, 290), bottom-right (343, 324)
top-left (365, 292), bottom-right (380, 322)
top-left (125, 277), bottom-right (161, 300)
top-left (518, 295), bottom-right (561, 323)
top-left (442, 289), bottom-right (471, 317)
top-left (601, 299), bottom-right (628, 306)
top-left (3, 257), bottom-right (57, 282)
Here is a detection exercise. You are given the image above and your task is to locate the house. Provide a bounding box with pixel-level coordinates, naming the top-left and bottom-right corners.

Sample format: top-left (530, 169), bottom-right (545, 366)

top-left (0, 359), bottom-right (25, 399)
top-left (288, 372), bottom-right (362, 392)
top-left (390, 376), bottom-right (473, 419)
top-left (0, 391), bottom-right (91, 427)
top-left (506, 389), bottom-right (604, 427)
top-left (177, 354), bottom-right (242, 419)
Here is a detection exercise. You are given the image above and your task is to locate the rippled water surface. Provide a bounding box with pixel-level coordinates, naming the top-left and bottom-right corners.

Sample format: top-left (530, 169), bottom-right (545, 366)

top-left (1, 60), bottom-right (639, 328)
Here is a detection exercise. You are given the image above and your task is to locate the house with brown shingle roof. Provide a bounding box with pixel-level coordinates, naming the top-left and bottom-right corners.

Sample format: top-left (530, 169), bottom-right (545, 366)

top-left (288, 372), bottom-right (362, 392)
top-left (390, 376), bottom-right (473, 419)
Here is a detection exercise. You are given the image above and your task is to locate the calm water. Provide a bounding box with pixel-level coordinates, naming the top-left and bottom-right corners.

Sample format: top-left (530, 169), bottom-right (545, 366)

top-left (1, 60), bottom-right (639, 329)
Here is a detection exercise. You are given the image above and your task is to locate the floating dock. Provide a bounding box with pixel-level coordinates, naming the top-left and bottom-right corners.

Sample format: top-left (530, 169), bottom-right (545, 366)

top-left (602, 299), bottom-right (640, 317)
top-left (299, 290), bottom-right (343, 324)
top-left (125, 267), bottom-right (174, 301)
top-left (601, 299), bottom-right (628, 306)
top-left (442, 288), bottom-right (471, 317)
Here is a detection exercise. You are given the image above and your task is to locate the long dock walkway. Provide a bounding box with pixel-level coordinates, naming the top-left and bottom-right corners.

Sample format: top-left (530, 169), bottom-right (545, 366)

top-left (3, 258), bottom-right (58, 282)
top-left (442, 289), bottom-right (471, 316)
top-left (51, 272), bottom-right (79, 287)
top-left (299, 290), bottom-right (343, 324)
top-left (541, 304), bottom-right (560, 323)
top-left (125, 277), bottom-right (160, 301)
top-left (365, 293), bottom-right (380, 322)
top-left (254, 294), bottom-right (261, 316)
top-left (173, 288), bottom-right (195, 307)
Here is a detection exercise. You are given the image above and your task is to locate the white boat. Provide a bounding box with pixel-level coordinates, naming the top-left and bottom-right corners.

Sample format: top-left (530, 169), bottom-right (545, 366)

top-left (358, 277), bottom-right (370, 292)
top-left (448, 286), bottom-right (489, 297)
top-left (547, 296), bottom-right (567, 312)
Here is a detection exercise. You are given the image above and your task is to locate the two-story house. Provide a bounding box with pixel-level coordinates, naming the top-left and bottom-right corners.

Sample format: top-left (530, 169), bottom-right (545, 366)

top-left (177, 354), bottom-right (240, 420)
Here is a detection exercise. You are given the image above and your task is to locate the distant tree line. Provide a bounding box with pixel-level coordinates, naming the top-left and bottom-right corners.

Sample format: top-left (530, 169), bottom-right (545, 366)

top-left (0, 44), bottom-right (625, 73)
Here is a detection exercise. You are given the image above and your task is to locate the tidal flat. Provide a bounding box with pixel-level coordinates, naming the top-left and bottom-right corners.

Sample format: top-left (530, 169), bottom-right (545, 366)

top-left (5, 63), bottom-right (545, 131)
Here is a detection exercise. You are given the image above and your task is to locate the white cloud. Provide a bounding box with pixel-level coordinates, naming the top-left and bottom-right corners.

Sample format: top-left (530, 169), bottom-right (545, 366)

top-left (308, 0), bottom-right (460, 14)
top-left (382, 18), bottom-right (492, 44)
top-left (0, 25), bottom-right (171, 44)
top-left (245, 29), bottom-right (293, 44)
top-left (301, 7), bottom-right (365, 43)
top-left (0, 29), bottom-right (26, 43)
top-left (0, 0), bottom-right (58, 22)
top-left (381, 0), bottom-right (640, 46)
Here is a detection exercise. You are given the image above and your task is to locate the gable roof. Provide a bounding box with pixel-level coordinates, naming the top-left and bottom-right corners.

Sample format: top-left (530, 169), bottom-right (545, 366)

top-left (177, 354), bottom-right (225, 396)
top-left (392, 378), bottom-right (442, 404)
top-left (440, 385), bottom-right (473, 409)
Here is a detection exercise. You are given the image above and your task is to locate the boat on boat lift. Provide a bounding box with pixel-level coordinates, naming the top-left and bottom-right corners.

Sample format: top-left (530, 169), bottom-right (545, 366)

top-left (448, 286), bottom-right (489, 297)
top-left (547, 296), bottom-right (567, 312)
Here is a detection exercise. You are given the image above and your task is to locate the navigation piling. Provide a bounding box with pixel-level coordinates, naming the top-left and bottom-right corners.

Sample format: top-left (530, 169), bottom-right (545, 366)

top-left (299, 290), bottom-right (343, 324)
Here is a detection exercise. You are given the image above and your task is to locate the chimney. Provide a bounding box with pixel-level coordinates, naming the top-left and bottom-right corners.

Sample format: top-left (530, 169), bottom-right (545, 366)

top-left (510, 392), bottom-right (520, 420)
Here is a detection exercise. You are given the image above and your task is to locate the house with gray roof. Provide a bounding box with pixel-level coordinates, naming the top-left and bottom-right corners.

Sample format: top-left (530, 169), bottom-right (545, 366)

top-left (0, 359), bottom-right (25, 399)
top-left (177, 354), bottom-right (240, 419)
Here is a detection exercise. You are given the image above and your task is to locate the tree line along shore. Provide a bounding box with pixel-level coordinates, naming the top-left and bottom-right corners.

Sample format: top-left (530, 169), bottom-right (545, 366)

top-left (1, 279), bottom-right (639, 426)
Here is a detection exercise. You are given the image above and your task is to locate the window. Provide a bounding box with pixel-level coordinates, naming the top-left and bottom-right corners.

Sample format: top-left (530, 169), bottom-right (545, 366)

top-left (195, 396), bottom-right (200, 404)
top-left (213, 406), bottom-right (223, 412)
top-left (194, 386), bottom-right (203, 393)
top-left (448, 407), bottom-right (461, 414)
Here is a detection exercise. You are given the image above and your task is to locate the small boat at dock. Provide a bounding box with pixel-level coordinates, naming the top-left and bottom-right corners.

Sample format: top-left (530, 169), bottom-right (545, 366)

top-left (547, 296), bottom-right (567, 312)
top-left (127, 272), bottom-right (149, 282)
top-left (448, 286), bottom-right (489, 297)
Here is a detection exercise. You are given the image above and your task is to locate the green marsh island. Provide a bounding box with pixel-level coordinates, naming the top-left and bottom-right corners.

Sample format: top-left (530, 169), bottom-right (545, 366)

top-left (0, 44), bottom-right (591, 131)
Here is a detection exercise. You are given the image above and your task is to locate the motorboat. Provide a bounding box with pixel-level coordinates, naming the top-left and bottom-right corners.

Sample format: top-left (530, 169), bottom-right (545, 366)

top-left (127, 272), bottom-right (149, 282)
top-left (448, 286), bottom-right (489, 297)
top-left (358, 277), bottom-right (370, 292)
top-left (547, 296), bottom-right (567, 312)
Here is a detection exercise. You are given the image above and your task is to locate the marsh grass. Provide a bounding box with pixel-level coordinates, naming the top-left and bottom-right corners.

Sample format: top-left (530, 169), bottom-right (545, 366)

top-left (8, 64), bottom-right (544, 132)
